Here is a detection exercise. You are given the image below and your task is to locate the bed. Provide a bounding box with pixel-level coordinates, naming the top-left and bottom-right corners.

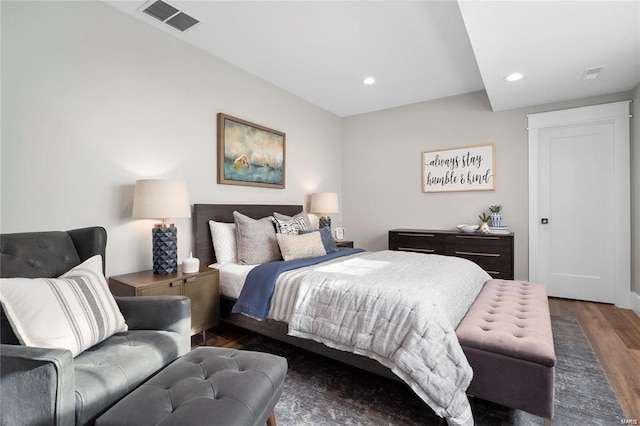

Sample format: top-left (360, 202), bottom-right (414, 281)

top-left (193, 203), bottom-right (555, 426)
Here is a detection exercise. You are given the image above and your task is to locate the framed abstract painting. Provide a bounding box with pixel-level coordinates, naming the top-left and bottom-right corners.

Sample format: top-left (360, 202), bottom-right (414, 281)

top-left (217, 113), bottom-right (286, 189)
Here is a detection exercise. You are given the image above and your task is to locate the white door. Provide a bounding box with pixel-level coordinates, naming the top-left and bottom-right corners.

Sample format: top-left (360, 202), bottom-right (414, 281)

top-left (528, 101), bottom-right (631, 307)
top-left (538, 124), bottom-right (615, 302)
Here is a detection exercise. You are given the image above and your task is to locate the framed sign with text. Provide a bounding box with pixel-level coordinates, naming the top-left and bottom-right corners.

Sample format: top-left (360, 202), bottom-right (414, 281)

top-left (422, 143), bottom-right (495, 192)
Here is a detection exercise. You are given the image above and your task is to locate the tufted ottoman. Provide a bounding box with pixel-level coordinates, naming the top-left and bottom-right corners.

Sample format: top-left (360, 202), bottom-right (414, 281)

top-left (96, 347), bottom-right (287, 426)
top-left (456, 279), bottom-right (556, 425)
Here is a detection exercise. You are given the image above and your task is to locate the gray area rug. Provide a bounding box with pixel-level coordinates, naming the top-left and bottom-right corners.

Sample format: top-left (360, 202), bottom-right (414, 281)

top-left (239, 316), bottom-right (627, 425)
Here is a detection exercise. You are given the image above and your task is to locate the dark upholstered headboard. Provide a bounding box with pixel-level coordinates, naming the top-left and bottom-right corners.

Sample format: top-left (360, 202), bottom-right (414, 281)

top-left (194, 204), bottom-right (303, 266)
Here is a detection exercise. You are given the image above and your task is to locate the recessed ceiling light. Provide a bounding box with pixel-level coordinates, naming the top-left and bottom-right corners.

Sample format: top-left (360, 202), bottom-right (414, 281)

top-left (363, 77), bottom-right (376, 85)
top-left (505, 72), bottom-right (524, 82)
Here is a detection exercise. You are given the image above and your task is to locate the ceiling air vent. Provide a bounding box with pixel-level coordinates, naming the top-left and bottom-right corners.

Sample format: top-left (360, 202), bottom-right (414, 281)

top-left (582, 66), bottom-right (604, 80)
top-left (140, 0), bottom-right (200, 32)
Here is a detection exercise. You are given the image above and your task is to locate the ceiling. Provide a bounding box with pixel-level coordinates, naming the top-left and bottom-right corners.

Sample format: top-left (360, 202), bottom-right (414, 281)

top-left (106, 0), bottom-right (640, 117)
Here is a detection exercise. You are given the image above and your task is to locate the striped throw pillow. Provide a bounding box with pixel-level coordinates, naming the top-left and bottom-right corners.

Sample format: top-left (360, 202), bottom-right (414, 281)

top-left (0, 255), bottom-right (127, 357)
top-left (272, 216), bottom-right (308, 235)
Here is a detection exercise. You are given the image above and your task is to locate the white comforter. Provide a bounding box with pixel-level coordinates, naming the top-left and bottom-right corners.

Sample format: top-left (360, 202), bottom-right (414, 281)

top-left (282, 250), bottom-right (490, 426)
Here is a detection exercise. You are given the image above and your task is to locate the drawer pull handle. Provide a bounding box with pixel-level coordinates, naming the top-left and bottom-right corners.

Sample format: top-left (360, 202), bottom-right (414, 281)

top-left (397, 233), bottom-right (435, 238)
top-left (398, 247), bottom-right (435, 253)
top-left (455, 251), bottom-right (500, 258)
top-left (486, 271), bottom-right (501, 275)
top-left (455, 235), bottom-right (500, 240)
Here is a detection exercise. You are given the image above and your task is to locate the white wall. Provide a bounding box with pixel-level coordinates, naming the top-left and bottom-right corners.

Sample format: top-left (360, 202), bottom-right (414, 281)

top-left (342, 90), bottom-right (633, 281)
top-left (2, 1), bottom-right (637, 294)
top-left (632, 83), bottom-right (640, 313)
top-left (1, 1), bottom-right (342, 276)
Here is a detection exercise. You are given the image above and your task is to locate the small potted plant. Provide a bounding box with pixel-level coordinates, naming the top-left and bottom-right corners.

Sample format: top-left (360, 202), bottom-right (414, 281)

top-left (489, 205), bottom-right (503, 227)
top-left (478, 212), bottom-right (491, 234)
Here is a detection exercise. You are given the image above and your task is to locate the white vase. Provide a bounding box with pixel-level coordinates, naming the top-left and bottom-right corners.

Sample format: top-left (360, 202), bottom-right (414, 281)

top-left (480, 222), bottom-right (490, 233)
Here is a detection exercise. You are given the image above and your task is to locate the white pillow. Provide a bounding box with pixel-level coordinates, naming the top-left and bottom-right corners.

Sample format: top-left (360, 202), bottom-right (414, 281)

top-left (208, 220), bottom-right (237, 263)
top-left (0, 255), bottom-right (128, 357)
top-left (276, 232), bottom-right (327, 261)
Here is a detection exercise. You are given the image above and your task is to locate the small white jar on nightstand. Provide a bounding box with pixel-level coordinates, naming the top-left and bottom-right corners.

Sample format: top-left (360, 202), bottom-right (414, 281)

top-left (182, 252), bottom-right (200, 273)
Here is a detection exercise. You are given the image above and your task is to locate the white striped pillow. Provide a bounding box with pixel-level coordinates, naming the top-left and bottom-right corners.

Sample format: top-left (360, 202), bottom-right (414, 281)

top-left (0, 255), bottom-right (127, 357)
top-left (272, 216), bottom-right (308, 235)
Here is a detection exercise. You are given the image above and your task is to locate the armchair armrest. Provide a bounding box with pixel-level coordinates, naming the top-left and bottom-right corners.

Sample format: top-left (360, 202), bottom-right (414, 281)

top-left (115, 296), bottom-right (191, 354)
top-left (1, 344), bottom-right (75, 426)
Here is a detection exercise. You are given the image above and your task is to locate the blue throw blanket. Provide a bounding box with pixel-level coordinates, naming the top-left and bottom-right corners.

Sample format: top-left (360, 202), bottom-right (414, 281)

top-left (232, 248), bottom-right (364, 319)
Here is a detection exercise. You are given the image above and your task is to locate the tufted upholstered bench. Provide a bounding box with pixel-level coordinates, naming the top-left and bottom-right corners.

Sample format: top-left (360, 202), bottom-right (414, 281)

top-left (456, 279), bottom-right (556, 425)
top-left (96, 346), bottom-right (287, 426)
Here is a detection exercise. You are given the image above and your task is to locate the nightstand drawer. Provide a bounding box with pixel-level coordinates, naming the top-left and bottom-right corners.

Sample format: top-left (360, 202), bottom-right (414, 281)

top-left (184, 274), bottom-right (219, 335)
top-left (139, 281), bottom-right (183, 297)
top-left (335, 240), bottom-right (354, 248)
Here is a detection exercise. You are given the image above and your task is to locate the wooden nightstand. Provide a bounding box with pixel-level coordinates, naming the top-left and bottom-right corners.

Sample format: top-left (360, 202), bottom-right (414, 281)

top-left (335, 240), bottom-right (354, 248)
top-left (109, 266), bottom-right (219, 340)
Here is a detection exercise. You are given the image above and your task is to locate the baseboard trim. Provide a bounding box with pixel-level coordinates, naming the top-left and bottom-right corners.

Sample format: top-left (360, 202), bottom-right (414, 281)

top-left (631, 291), bottom-right (640, 318)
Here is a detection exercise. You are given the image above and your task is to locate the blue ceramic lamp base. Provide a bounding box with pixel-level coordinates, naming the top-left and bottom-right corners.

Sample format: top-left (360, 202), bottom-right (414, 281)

top-left (319, 216), bottom-right (332, 229)
top-left (152, 225), bottom-right (178, 274)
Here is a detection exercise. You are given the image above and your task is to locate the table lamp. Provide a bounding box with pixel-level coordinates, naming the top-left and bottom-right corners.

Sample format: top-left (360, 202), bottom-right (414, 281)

top-left (310, 192), bottom-right (339, 230)
top-left (132, 179), bottom-right (190, 274)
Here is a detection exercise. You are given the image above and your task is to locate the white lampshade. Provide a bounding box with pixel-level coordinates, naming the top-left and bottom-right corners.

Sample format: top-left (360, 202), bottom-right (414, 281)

top-left (132, 179), bottom-right (191, 221)
top-left (310, 192), bottom-right (339, 214)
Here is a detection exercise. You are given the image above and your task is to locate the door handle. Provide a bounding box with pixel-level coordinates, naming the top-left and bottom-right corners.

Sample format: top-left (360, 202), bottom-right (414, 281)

top-left (541, 218), bottom-right (549, 224)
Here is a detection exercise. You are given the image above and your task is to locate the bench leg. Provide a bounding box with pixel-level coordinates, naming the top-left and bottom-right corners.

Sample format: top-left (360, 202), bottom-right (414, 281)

top-left (544, 418), bottom-right (551, 426)
top-left (266, 411), bottom-right (277, 426)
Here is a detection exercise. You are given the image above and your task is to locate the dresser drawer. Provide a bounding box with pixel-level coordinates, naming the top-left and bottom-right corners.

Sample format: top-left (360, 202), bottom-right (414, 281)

top-left (389, 231), bottom-right (445, 254)
top-left (445, 234), bottom-right (513, 279)
top-left (446, 249), bottom-right (512, 278)
top-left (389, 229), bottom-right (514, 279)
top-left (445, 234), bottom-right (512, 254)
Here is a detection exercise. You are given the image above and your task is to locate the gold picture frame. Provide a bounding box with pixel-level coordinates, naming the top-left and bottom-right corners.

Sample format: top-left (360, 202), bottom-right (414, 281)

top-left (217, 113), bottom-right (286, 189)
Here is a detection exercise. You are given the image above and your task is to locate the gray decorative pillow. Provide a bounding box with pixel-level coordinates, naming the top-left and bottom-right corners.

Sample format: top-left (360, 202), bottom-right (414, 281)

top-left (276, 232), bottom-right (326, 261)
top-left (273, 211), bottom-right (312, 230)
top-left (233, 211), bottom-right (282, 265)
top-left (272, 216), bottom-right (308, 235)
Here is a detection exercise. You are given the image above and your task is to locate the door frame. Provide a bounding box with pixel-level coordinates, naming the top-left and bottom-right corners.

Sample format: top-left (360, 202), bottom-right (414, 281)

top-left (527, 101), bottom-right (631, 308)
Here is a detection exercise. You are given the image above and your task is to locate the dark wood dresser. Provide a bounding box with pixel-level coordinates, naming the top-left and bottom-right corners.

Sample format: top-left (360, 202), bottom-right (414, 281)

top-left (388, 229), bottom-right (514, 280)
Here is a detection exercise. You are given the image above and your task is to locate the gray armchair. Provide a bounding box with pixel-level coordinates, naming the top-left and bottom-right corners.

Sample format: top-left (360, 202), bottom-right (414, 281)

top-left (0, 227), bottom-right (191, 426)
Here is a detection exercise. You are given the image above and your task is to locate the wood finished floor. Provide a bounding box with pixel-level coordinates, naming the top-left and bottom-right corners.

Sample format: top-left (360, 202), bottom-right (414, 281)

top-left (547, 298), bottom-right (640, 421)
top-left (194, 298), bottom-right (640, 421)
